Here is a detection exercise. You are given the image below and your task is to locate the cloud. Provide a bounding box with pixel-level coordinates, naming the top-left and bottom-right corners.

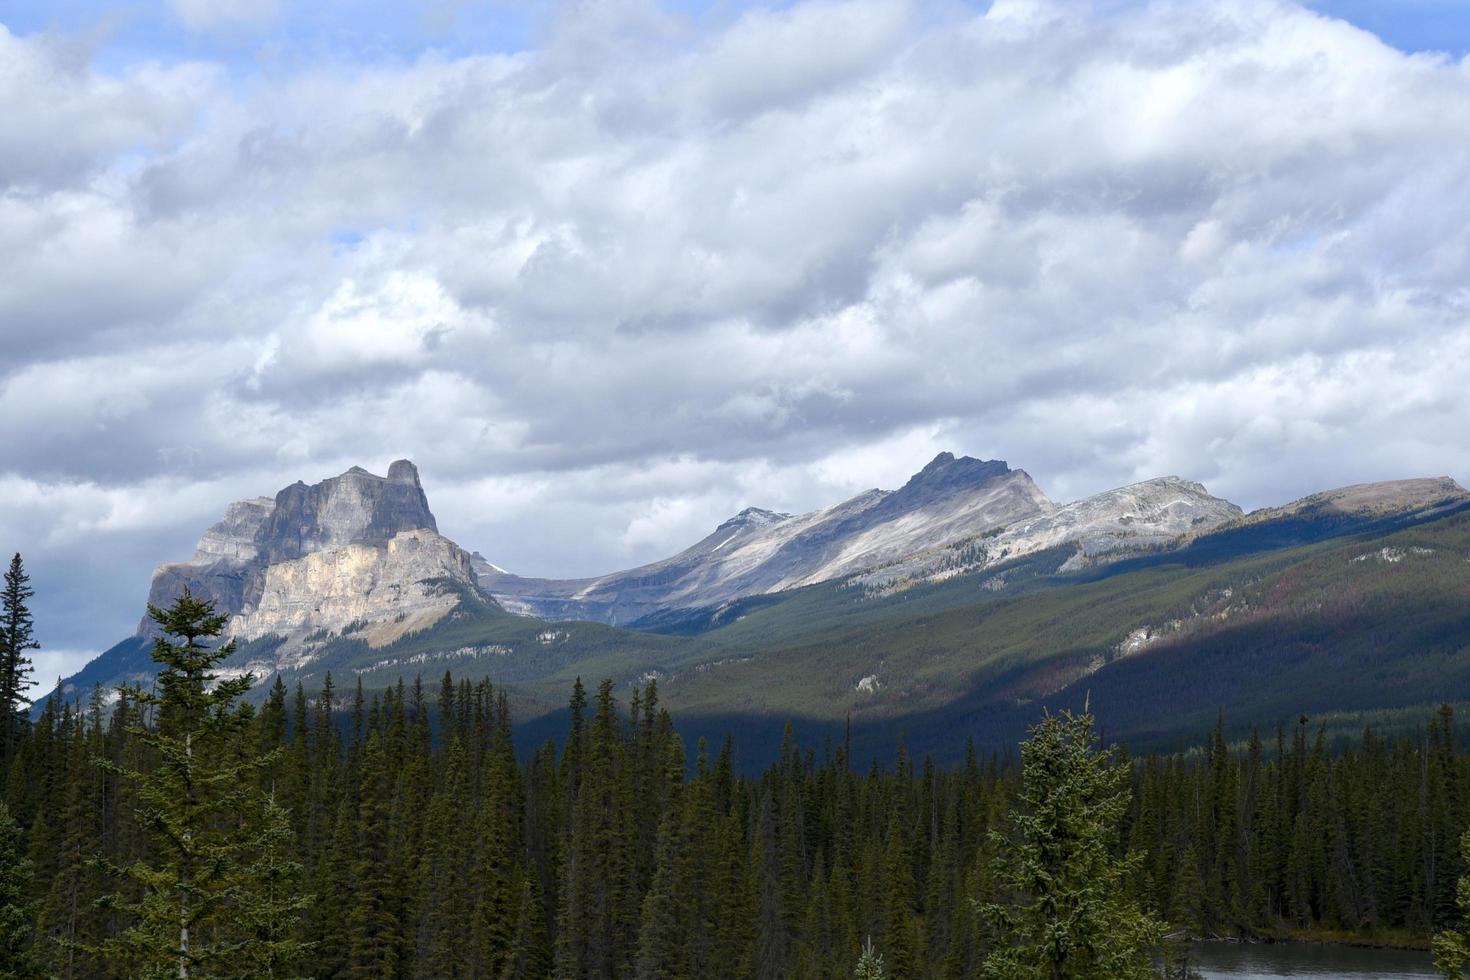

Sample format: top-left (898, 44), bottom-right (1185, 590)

top-left (170, 0), bottom-right (279, 32)
top-left (0, 26), bottom-right (214, 190)
top-left (2, 0), bottom-right (1469, 672)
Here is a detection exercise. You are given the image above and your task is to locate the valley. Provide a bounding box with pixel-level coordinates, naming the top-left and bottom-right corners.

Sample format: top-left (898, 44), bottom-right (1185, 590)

top-left (54, 454), bottom-right (1470, 766)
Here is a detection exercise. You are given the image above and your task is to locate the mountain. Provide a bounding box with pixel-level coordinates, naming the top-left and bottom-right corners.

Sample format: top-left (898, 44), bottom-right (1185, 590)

top-left (477, 453), bottom-right (1058, 623)
top-left (477, 455), bottom-right (1249, 623)
top-left (635, 473), bottom-right (1470, 762)
top-left (139, 459), bottom-right (473, 645)
top-left (61, 461), bottom-right (489, 697)
top-left (849, 475), bottom-right (1244, 597)
top-left (1232, 476), bottom-right (1467, 524)
top-left (51, 455), bottom-right (1470, 768)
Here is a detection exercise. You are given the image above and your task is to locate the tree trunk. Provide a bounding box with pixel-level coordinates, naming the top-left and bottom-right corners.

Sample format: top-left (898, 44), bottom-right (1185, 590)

top-left (181, 730), bottom-right (192, 980)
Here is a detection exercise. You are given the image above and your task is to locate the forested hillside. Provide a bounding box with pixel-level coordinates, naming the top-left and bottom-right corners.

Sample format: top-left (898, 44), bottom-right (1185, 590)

top-left (3, 586), bottom-right (1470, 976)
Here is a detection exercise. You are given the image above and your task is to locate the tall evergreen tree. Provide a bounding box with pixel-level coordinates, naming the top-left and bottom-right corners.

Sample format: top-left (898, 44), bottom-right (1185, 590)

top-left (981, 706), bottom-right (1164, 980)
top-left (85, 590), bottom-right (293, 979)
top-left (232, 795), bottom-right (313, 978)
top-left (0, 802), bottom-right (39, 978)
top-left (0, 555), bottom-right (38, 770)
top-left (854, 936), bottom-right (886, 980)
top-left (1434, 829), bottom-right (1470, 979)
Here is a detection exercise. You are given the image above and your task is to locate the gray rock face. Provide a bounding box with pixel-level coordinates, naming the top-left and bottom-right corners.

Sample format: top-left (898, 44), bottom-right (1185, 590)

top-left (191, 497), bottom-right (275, 563)
top-left (228, 528), bottom-right (476, 648)
top-left (850, 475), bottom-right (1244, 595)
top-left (256, 462), bottom-right (437, 565)
top-left (139, 460), bottom-right (456, 638)
top-left (479, 453), bottom-right (1055, 623)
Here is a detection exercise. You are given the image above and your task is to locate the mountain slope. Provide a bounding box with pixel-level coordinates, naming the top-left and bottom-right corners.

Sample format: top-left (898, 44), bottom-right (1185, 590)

top-left (648, 491), bottom-right (1470, 762)
top-left (478, 453), bottom-right (1057, 623)
top-left (478, 455), bottom-right (1253, 625)
top-left (849, 475), bottom-right (1243, 597)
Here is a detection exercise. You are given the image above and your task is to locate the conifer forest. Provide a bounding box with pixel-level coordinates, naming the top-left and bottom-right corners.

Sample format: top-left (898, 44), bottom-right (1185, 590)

top-left (2, 566), bottom-right (1470, 978)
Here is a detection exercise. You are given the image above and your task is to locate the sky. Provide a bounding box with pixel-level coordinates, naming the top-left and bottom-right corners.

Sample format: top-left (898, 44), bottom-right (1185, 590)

top-left (2, 0), bottom-right (1468, 688)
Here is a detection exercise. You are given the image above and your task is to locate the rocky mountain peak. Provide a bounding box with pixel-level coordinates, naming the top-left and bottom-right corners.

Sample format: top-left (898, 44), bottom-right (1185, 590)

top-left (719, 507), bottom-right (791, 532)
top-left (387, 459), bottom-right (422, 486)
top-left (259, 461), bottom-right (437, 564)
top-left (138, 460), bottom-right (452, 636)
top-left (899, 453), bottom-right (1014, 499)
top-left (916, 451), bottom-right (1009, 479)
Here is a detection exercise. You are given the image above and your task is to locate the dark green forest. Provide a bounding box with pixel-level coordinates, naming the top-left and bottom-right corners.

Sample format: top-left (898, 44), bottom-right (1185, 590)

top-left (3, 559), bottom-right (1470, 978)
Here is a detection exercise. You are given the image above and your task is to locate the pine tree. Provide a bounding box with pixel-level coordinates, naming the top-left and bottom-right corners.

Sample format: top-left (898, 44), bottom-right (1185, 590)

top-left (980, 706), bottom-right (1164, 980)
top-left (86, 589), bottom-right (287, 979)
top-left (231, 794), bottom-right (313, 978)
top-left (854, 935), bottom-right (886, 980)
top-left (504, 873), bottom-right (551, 980)
top-left (1171, 844), bottom-right (1207, 937)
top-left (346, 733), bottom-right (401, 977)
top-left (633, 809), bottom-right (686, 980)
top-left (0, 554), bottom-right (38, 770)
top-left (880, 818), bottom-right (918, 979)
top-left (1433, 828), bottom-right (1470, 979)
top-left (0, 802), bottom-right (39, 979)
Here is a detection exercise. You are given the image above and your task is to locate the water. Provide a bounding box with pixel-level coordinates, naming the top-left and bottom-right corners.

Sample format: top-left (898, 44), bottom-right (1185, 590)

top-left (1185, 941), bottom-right (1438, 978)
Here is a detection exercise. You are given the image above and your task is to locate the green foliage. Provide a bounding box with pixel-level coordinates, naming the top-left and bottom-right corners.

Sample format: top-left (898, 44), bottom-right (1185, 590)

top-left (981, 707), bottom-right (1164, 979)
top-left (1434, 829), bottom-right (1470, 978)
top-left (4, 657), bottom-right (1469, 978)
top-left (855, 935), bottom-right (886, 980)
top-left (0, 803), bottom-right (38, 979)
top-left (0, 554), bottom-right (38, 770)
top-left (232, 794), bottom-right (313, 978)
top-left (85, 590), bottom-right (305, 978)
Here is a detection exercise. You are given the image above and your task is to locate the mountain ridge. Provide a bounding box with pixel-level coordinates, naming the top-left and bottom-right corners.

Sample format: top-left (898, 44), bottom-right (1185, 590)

top-left (477, 455), bottom-right (1252, 620)
top-left (52, 455), bottom-right (1470, 756)
top-left (476, 453), bottom-right (1056, 622)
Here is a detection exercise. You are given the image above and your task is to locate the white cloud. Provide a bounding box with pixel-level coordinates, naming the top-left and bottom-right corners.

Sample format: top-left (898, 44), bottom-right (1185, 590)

top-left (170, 0), bottom-right (279, 32)
top-left (2, 0), bottom-right (1469, 654)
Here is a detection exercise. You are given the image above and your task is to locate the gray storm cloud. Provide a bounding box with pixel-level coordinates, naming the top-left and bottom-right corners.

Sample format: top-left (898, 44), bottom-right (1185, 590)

top-left (1, 0), bottom-right (1468, 677)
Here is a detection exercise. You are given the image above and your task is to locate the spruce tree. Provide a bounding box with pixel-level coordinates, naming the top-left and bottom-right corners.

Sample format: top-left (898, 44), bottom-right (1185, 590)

top-left (346, 733), bottom-right (401, 977)
top-left (0, 802), bottom-right (39, 979)
top-left (980, 706), bottom-right (1164, 980)
top-left (0, 554), bottom-right (38, 769)
top-left (232, 794), bottom-right (313, 977)
top-left (86, 590), bottom-right (291, 979)
top-left (633, 809), bottom-right (686, 980)
top-left (504, 873), bottom-right (551, 980)
top-left (854, 936), bottom-right (886, 980)
top-left (1434, 828), bottom-right (1470, 979)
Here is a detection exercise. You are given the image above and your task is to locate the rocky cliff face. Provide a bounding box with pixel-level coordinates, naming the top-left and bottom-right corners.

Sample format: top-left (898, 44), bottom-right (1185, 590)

top-left (229, 528), bottom-right (475, 647)
top-left (140, 460), bottom-right (477, 645)
top-left (255, 460), bottom-right (437, 565)
top-left (479, 453), bottom-right (1055, 623)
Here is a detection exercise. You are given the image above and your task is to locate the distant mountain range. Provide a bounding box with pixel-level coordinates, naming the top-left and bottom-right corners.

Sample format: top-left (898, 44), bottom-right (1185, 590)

top-left (476, 453), bottom-right (1243, 624)
top-left (54, 454), bottom-right (1470, 763)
